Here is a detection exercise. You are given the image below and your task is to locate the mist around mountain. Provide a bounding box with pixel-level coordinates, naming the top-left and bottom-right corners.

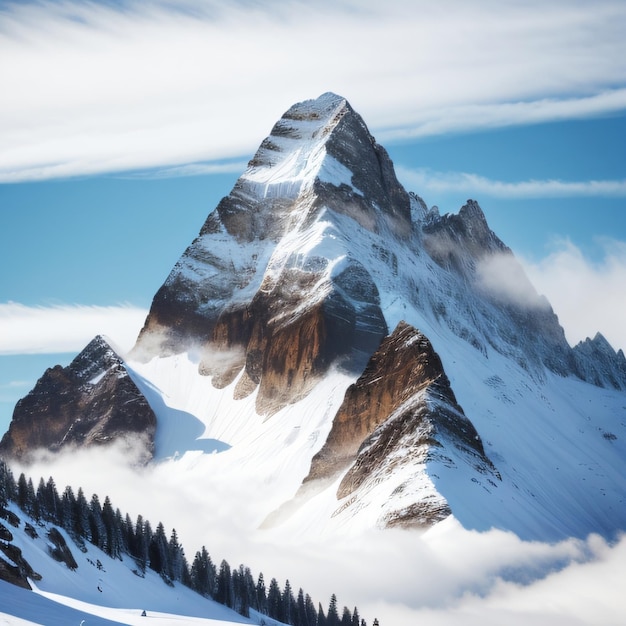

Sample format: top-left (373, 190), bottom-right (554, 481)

top-left (1, 93), bottom-right (625, 625)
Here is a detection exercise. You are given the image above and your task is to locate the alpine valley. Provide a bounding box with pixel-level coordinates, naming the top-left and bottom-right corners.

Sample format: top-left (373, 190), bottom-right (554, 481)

top-left (1, 93), bottom-right (625, 625)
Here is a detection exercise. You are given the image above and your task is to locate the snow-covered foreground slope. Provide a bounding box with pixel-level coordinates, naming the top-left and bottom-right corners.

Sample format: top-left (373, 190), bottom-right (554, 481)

top-left (0, 580), bottom-right (245, 626)
top-left (123, 347), bottom-right (625, 544)
top-left (2, 496), bottom-right (626, 626)
top-left (0, 503), bottom-right (253, 626)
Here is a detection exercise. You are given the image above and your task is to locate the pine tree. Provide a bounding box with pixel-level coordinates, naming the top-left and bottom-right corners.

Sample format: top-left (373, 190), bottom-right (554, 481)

top-left (341, 606), bottom-right (352, 626)
top-left (267, 577), bottom-right (283, 621)
top-left (35, 478), bottom-right (48, 520)
top-left (101, 496), bottom-right (120, 558)
top-left (133, 515), bottom-right (149, 573)
top-left (89, 494), bottom-right (106, 551)
top-left (234, 565), bottom-right (255, 618)
top-left (283, 579), bottom-right (295, 625)
top-left (27, 478), bottom-right (39, 520)
top-left (17, 473), bottom-right (29, 511)
top-left (327, 594), bottom-right (340, 626)
top-left (149, 521), bottom-right (169, 577)
top-left (74, 487), bottom-right (90, 542)
top-left (168, 528), bottom-right (184, 581)
top-left (305, 593), bottom-right (317, 626)
top-left (190, 546), bottom-right (215, 597)
top-left (216, 559), bottom-right (233, 608)
top-left (0, 461), bottom-right (16, 507)
top-left (122, 512), bottom-right (134, 556)
top-left (180, 552), bottom-right (191, 587)
top-left (113, 507), bottom-right (126, 558)
top-left (44, 477), bottom-right (60, 523)
top-left (60, 486), bottom-right (77, 539)
top-left (36, 477), bottom-right (61, 523)
top-left (296, 587), bottom-right (308, 626)
top-left (317, 602), bottom-right (327, 626)
top-left (351, 607), bottom-right (360, 626)
top-left (256, 572), bottom-right (267, 614)
top-left (231, 567), bottom-right (244, 616)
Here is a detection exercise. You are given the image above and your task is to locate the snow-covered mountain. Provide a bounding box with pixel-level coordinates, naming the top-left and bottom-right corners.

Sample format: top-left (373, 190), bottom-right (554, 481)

top-left (2, 92), bottom-right (625, 548)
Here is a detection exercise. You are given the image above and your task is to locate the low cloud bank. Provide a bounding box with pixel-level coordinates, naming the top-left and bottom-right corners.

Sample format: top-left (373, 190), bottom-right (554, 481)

top-left (13, 445), bottom-right (626, 626)
top-left (521, 238), bottom-right (626, 351)
top-left (475, 252), bottom-right (549, 310)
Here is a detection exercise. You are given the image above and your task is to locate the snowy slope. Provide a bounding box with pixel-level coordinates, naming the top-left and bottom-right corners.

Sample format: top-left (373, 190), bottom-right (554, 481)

top-left (0, 503), bottom-right (254, 626)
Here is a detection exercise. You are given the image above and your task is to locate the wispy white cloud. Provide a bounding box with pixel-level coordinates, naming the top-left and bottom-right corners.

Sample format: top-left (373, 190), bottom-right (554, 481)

top-left (0, 380), bottom-right (29, 389)
top-left (475, 252), bottom-right (550, 310)
top-left (125, 160), bottom-right (250, 179)
top-left (521, 238), bottom-right (626, 351)
top-left (1, 0), bottom-right (625, 181)
top-left (379, 89), bottom-right (626, 141)
top-left (0, 302), bottom-right (148, 355)
top-left (396, 167), bottom-right (626, 199)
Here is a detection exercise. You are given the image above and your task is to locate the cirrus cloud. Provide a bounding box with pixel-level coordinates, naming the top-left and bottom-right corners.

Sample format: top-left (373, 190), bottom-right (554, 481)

top-left (0, 302), bottom-right (148, 355)
top-left (0, 0), bottom-right (625, 181)
top-left (396, 167), bottom-right (626, 199)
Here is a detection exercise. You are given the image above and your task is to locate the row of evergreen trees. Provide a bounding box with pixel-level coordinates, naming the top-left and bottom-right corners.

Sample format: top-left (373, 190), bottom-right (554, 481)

top-left (0, 460), bottom-right (377, 626)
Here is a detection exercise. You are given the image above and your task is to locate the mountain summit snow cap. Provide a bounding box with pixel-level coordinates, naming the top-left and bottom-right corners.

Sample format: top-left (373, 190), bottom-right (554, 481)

top-left (245, 91), bottom-right (351, 181)
top-left (201, 92), bottom-right (411, 242)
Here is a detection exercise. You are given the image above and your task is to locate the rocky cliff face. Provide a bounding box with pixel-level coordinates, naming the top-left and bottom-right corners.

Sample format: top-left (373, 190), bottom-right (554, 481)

top-left (573, 333), bottom-right (626, 390)
top-left (133, 93), bottom-right (403, 415)
top-left (301, 321), bottom-right (498, 528)
top-left (0, 336), bottom-right (156, 462)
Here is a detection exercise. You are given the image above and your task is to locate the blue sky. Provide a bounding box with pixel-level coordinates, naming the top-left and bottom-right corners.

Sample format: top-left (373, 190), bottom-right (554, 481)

top-left (1, 0), bottom-right (626, 431)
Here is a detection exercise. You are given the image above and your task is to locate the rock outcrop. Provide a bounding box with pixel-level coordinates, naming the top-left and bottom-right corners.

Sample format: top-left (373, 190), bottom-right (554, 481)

top-left (573, 333), bottom-right (626, 390)
top-left (0, 515), bottom-right (41, 590)
top-left (0, 336), bottom-right (156, 462)
top-left (301, 321), bottom-right (498, 528)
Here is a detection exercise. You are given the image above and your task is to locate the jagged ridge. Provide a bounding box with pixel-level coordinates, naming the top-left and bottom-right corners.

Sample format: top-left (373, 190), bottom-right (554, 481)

top-left (0, 336), bottom-right (156, 462)
top-left (297, 321), bottom-right (498, 528)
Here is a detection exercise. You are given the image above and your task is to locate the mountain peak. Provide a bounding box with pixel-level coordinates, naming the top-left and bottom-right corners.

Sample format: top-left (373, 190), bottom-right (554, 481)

top-left (242, 91), bottom-right (350, 183)
top-left (573, 332), bottom-right (626, 389)
top-left (200, 92), bottom-right (411, 242)
top-left (4, 94), bottom-right (626, 546)
top-left (0, 336), bottom-right (156, 462)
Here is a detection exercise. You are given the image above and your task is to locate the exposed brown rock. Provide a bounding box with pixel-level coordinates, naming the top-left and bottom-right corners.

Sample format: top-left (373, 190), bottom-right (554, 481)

top-left (305, 321), bottom-right (461, 483)
top-left (47, 527), bottom-right (78, 570)
top-left (0, 336), bottom-right (156, 463)
top-left (301, 321), bottom-right (496, 528)
top-left (0, 542), bottom-right (41, 589)
top-left (199, 261), bottom-right (388, 416)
